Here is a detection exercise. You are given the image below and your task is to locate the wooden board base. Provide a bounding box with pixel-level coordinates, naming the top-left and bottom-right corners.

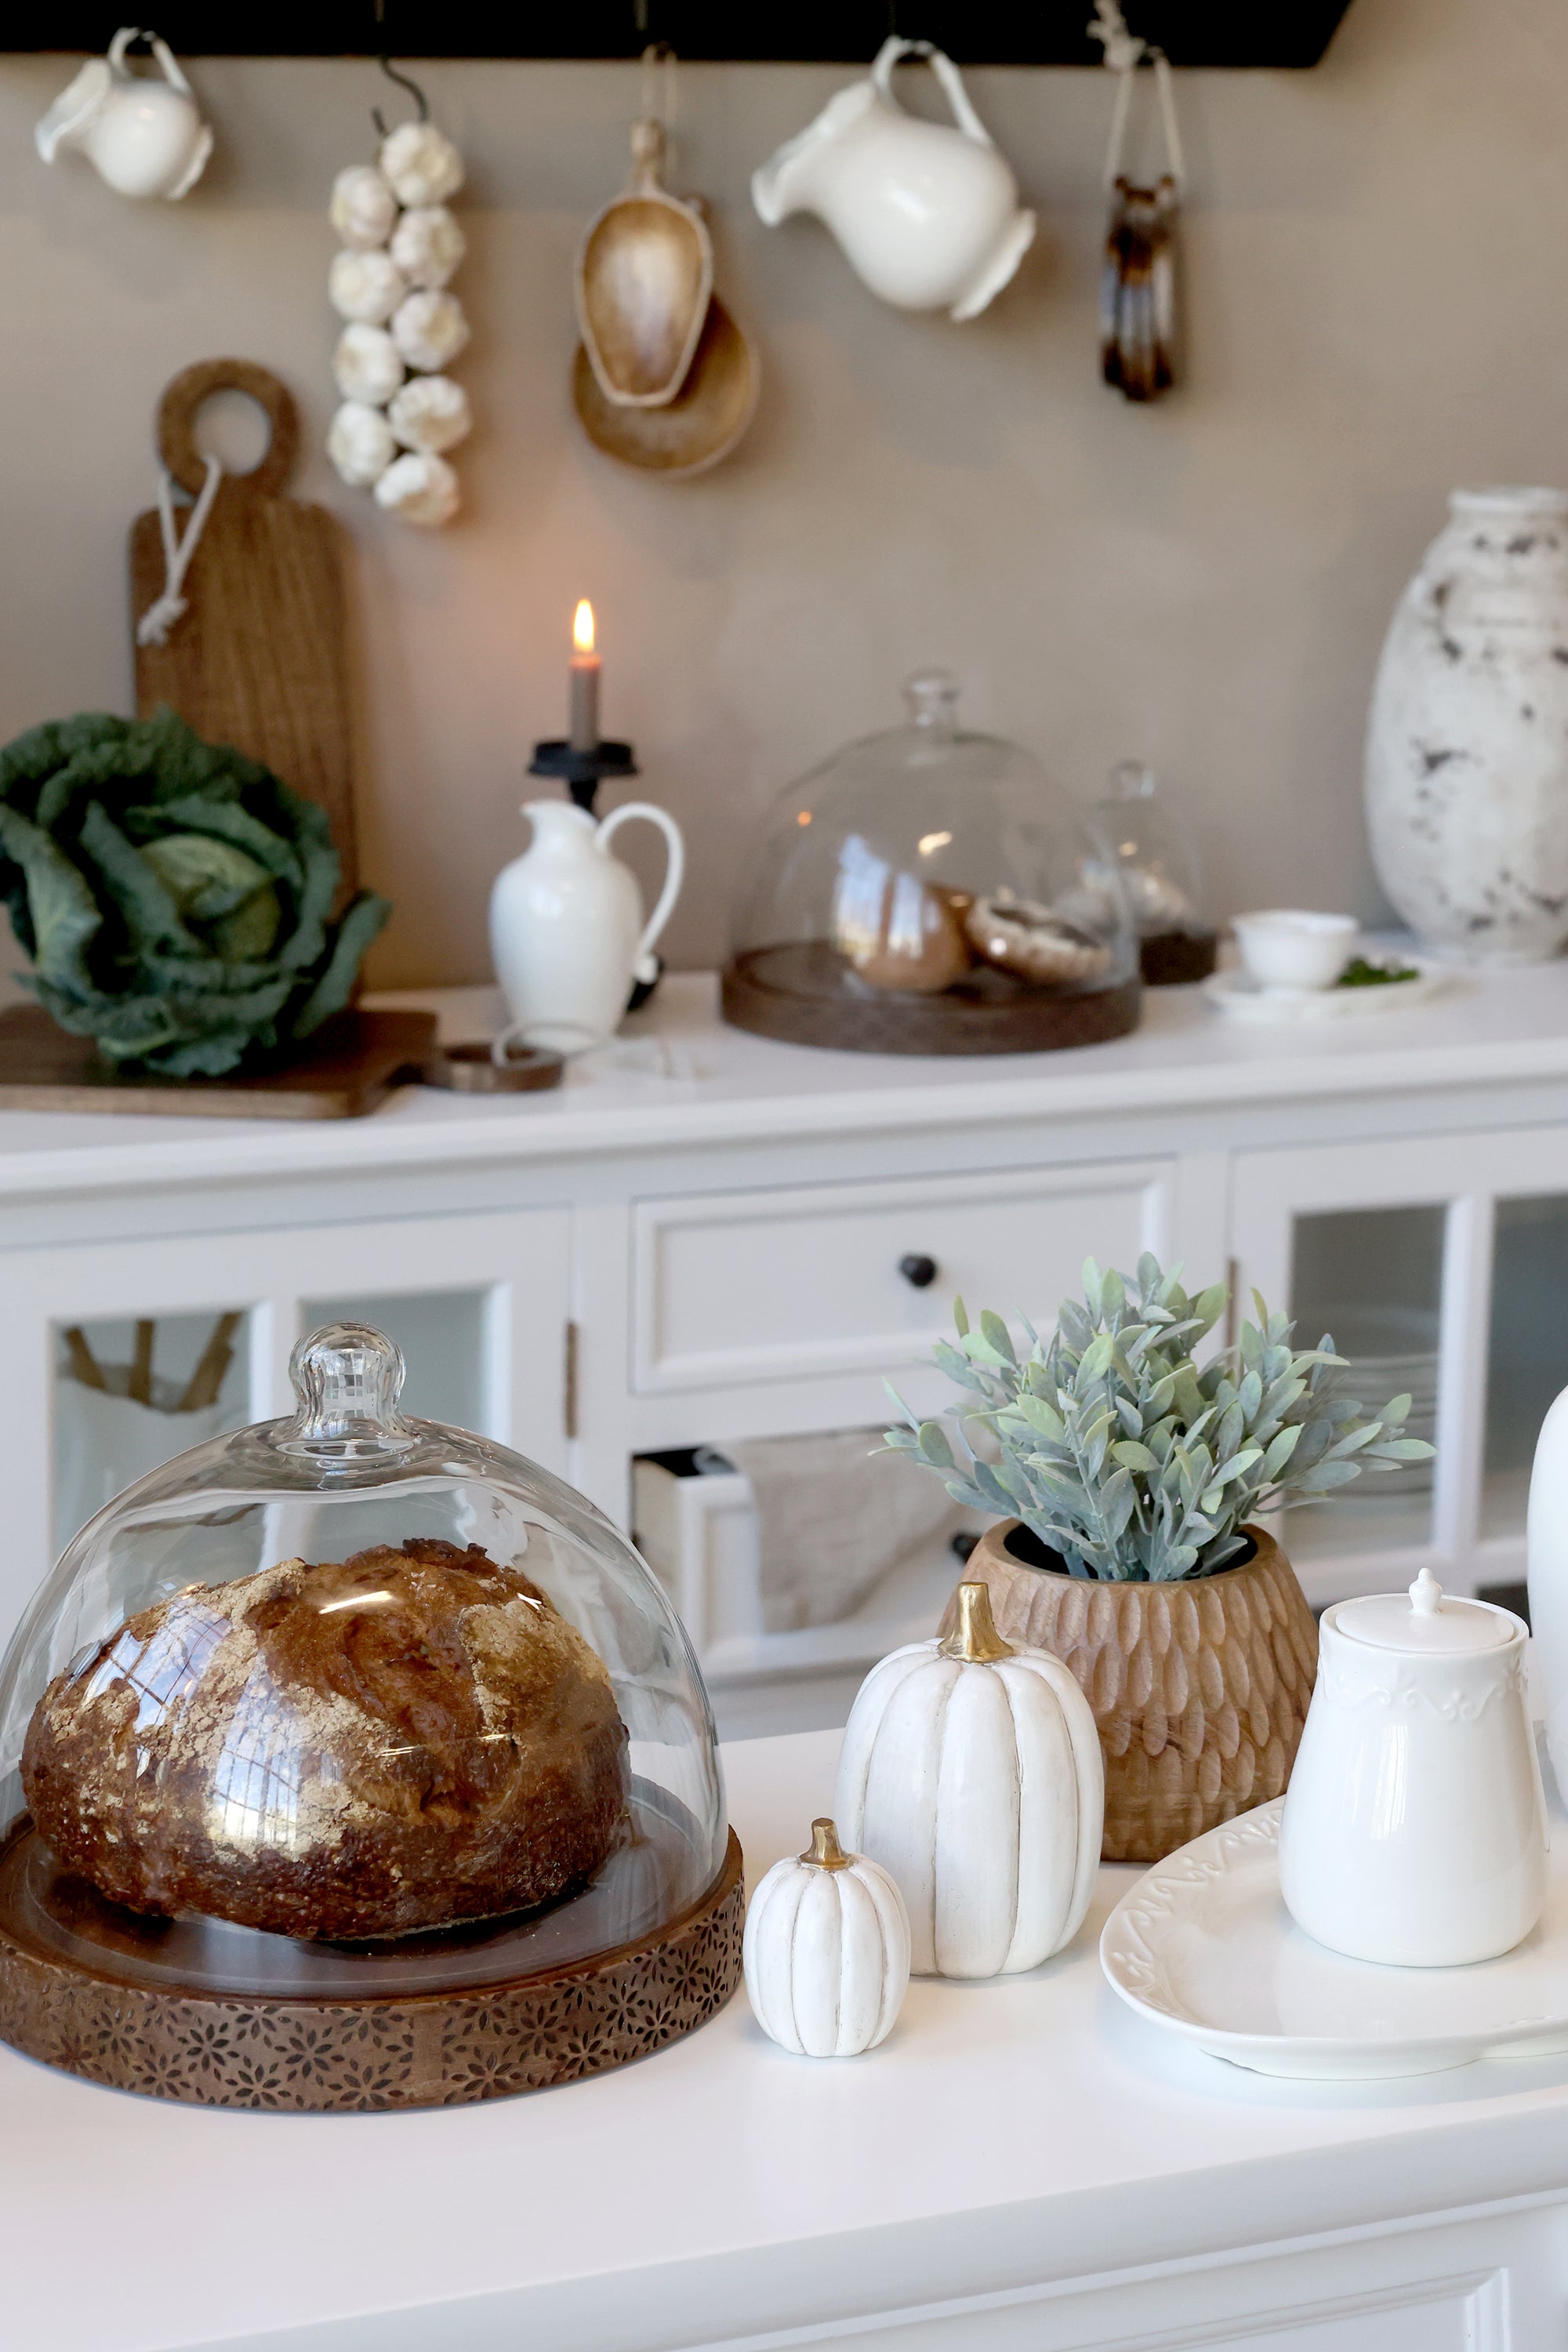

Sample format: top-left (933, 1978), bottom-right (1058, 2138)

top-left (0, 1824), bottom-right (743, 2110)
top-left (722, 943), bottom-right (1142, 1055)
top-left (0, 1005), bottom-right (437, 1120)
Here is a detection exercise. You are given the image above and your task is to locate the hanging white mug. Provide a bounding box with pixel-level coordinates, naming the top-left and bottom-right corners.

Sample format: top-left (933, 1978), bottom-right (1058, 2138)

top-left (488, 798), bottom-right (685, 1057)
top-left (36, 27), bottom-right (213, 202)
top-left (752, 37), bottom-right (1034, 321)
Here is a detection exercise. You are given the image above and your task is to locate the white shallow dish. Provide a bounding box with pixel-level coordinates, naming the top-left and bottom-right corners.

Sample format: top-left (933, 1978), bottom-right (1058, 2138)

top-left (1100, 1797), bottom-right (1568, 2079)
top-left (1204, 962), bottom-right (1449, 1024)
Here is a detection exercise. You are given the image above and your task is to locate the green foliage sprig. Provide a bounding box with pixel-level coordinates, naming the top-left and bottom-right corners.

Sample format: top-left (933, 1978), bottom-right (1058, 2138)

top-left (0, 709), bottom-right (389, 1077)
top-left (886, 1254), bottom-right (1434, 1583)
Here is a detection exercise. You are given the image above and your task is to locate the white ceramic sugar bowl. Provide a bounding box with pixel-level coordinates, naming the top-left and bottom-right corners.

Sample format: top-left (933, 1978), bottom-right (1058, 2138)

top-left (1279, 1568), bottom-right (1547, 1968)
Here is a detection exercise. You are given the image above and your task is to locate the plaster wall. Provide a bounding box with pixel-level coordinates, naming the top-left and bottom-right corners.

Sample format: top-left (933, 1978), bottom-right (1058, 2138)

top-left (0, 0), bottom-right (1559, 984)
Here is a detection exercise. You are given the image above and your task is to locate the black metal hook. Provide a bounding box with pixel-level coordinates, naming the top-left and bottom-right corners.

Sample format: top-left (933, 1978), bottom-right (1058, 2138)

top-left (372, 56), bottom-right (430, 136)
top-left (370, 0), bottom-right (430, 137)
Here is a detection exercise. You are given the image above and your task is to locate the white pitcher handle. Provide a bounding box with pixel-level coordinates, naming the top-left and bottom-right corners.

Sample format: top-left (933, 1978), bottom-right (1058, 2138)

top-left (108, 28), bottom-right (194, 93)
top-left (598, 800), bottom-right (685, 975)
top-left (870, 35), bottom-right (993, 148)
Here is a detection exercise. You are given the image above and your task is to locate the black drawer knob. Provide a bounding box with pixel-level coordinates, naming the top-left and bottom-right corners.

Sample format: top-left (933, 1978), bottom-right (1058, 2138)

top-left (899, 1254), bottom-right (938, 1290)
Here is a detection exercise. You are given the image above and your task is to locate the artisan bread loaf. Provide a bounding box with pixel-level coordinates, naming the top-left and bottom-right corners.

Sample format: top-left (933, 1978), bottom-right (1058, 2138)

top-left (22, 1537), bottom-right (628, 1940)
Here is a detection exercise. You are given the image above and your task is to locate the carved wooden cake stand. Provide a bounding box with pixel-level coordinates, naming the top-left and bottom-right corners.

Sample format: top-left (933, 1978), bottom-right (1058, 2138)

top-left (0, 1817), bottom-right (742, 2111)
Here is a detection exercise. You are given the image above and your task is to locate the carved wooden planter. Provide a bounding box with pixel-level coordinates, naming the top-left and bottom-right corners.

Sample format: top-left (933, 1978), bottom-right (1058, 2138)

top-left (942, 1523), bottom-right (1319, 1864)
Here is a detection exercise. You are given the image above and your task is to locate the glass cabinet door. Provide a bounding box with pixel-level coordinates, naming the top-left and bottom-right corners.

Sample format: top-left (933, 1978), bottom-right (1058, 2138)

top-left (1232, 1127), bottom-right (1568, 1609)
top-left (0, 1208), bottom-right (571, 1656)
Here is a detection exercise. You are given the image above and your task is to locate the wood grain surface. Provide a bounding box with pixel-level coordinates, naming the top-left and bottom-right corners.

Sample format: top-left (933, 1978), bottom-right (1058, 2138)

top-left (0, 1004), bottom-right (435, 1120)
top-left (130, 359), bottom-right (360, 893)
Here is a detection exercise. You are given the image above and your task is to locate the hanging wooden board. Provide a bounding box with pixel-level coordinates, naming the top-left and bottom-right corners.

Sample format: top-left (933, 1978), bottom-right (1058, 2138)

top-left (130, 358), bottom-right (360, 894)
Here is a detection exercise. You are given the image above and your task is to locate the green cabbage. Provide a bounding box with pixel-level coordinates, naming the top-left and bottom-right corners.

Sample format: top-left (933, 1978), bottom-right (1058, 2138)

top-left (0, 708), bottom-right (390, 1076)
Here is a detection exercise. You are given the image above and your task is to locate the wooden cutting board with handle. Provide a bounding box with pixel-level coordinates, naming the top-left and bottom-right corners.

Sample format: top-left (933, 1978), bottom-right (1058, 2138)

top-left (129, 358), bottom-right (359, 892)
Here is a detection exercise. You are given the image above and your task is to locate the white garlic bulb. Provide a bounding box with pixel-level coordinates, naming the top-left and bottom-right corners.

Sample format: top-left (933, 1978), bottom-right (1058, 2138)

top-left (391, 288), bottom-right (470, 372)
top-left (328, 248), bottom-right (407, 326)
top-left (332, 322), bottom-right (405, 406)
top-left (388, 374), bottom-right (472, 454)
top-left (374, 449), bottom-right (460, 528)
top-left (328, 164), bottom-right (397, 250)
top-left (379, 122), bottom-right (465, 208)
top-left (327, 401), bottom-right (396, 487)
top-left (389, 204), bottom-right (466, 290)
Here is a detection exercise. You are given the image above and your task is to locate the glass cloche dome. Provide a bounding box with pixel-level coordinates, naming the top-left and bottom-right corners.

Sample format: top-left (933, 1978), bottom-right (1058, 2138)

top-left (1092, 760), bottom-right (1216, 987)
top-left (722, 671), bottom-right (1140, 1054)
top-left (0, 1323), bottom-right (726, 2009)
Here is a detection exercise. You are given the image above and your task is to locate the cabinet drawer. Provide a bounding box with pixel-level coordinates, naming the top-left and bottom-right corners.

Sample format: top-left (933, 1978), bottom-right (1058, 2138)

top-left (632, 1161), bottom-right (1172, 1393)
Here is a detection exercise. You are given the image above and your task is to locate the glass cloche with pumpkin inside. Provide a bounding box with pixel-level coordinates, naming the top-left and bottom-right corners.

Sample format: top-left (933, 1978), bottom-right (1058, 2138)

top-left (0, 1323), bottom-right (734, 2106)
top-left (722, 671), bottom-right (1139, 1054)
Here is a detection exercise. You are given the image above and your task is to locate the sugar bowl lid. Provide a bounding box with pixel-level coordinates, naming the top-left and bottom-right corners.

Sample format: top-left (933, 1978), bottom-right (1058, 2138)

top-left (1333, 1566), bottom-right (1515, 1653)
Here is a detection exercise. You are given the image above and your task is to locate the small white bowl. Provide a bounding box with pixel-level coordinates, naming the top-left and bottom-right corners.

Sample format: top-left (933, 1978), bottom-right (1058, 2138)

top-left (1232, 909), bottom-right (1358, 993)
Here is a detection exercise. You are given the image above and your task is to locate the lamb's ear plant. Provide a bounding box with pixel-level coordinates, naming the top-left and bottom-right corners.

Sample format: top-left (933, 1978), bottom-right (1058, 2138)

top-left (886, 1253), bottom-right (1434, 1583)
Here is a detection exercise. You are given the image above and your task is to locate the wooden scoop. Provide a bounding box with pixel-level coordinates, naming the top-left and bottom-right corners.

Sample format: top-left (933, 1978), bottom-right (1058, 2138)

top-left (575, 119), bottom-right (713, 409)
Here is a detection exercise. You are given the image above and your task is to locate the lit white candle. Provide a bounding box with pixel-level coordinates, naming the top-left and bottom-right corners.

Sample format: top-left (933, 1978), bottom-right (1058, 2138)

top-left (568, 597), bottom-right (601, 752)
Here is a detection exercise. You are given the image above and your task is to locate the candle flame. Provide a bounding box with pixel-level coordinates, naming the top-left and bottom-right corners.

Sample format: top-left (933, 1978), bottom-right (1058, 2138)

top-left (572, 599), bottom-right (596, 656)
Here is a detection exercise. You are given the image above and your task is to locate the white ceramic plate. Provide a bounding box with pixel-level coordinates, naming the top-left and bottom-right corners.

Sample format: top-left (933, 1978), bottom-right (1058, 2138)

top-left (1204, 963), bottom-right (1449, 1024)
top-left (1100, 1798), bottom-right (1568, 2079)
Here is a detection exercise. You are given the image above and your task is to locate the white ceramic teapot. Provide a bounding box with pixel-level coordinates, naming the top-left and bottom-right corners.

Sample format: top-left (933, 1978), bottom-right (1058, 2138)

top-left (1279, 1568), bottom-right (1547, 1969)
top-left (488, 797), bottom-right (684, 1057)
top-left (36, 27), bottom-right (212, 202)
top-left (752, 37), bottom-right (1035, 321)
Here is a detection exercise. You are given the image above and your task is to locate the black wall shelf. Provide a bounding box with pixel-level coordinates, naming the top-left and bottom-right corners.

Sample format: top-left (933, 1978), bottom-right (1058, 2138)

top-left (14, 5), bottom-right (1353, 65)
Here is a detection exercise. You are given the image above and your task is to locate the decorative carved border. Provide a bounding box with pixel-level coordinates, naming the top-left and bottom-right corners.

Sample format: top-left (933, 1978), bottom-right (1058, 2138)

top-left (0, 1831), bottom-right (743, 2111)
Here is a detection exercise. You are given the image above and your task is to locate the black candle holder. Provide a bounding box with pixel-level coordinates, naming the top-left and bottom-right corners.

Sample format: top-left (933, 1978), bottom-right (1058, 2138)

top-left (528, 737), bottom-right (638, 815)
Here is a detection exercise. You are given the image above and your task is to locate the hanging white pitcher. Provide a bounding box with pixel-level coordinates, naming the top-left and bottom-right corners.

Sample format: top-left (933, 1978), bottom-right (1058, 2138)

top-left (488, 798), bottom-right (684, 1056)
top-left (752, 37), bottom-right (1035, 321)
top-left (36, 27), bottom-right (212, 201)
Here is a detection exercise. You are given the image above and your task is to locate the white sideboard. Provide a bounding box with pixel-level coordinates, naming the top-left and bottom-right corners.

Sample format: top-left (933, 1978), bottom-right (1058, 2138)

top-left (2, 1725), bottom-right (1566, 2352)
top-left (2, 964), bottom-right (1568, 1735)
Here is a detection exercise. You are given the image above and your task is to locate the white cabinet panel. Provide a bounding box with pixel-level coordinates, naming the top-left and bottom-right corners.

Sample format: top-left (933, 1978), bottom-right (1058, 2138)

top-left (632, 1160), bottom-right (1173, 1392)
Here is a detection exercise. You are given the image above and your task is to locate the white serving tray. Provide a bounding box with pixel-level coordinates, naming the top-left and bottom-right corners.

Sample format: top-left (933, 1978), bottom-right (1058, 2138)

top-left (1203, 963), bottom-right (1450, 1023)
top-left (1100, 1796), bottom-right (1568, 2079)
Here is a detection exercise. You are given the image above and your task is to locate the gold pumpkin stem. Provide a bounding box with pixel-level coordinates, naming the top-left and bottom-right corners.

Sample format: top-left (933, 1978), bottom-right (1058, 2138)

top-left (802, 1817), bottom-right (851, 1871)
top-left (940, 1579), bottom-right (1014, 1664)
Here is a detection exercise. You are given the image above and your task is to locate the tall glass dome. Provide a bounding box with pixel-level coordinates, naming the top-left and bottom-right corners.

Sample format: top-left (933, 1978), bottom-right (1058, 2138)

top-left (0, 1323), bottom-right (726, 2003)
top-left (723, 672), bottom-right (1140, 1054)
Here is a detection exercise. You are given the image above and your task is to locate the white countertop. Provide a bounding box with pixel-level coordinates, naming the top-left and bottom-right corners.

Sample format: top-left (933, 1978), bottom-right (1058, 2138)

top-left (4, 1727), bottom-right (1568, 2352)
top-left (0, 960), bottom-right (1562, 1201)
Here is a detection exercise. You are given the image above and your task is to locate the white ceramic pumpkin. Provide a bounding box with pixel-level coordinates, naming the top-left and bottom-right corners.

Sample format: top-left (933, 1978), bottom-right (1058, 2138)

top-left (743, 1817), bottom-right (910, 2057)
top-left (835, 1581), bottom-right (1104, 1978)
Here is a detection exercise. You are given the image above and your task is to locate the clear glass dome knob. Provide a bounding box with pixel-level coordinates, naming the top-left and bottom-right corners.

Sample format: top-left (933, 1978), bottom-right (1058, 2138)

top-left (282, 1323), bottom-right (413, 1455)
top-left (902, 669), bottom-right (959, 736)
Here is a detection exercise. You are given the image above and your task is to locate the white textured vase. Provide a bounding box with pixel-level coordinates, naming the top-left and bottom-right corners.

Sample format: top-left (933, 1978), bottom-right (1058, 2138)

top-left (1365, 488), bottom-right (1568, 962)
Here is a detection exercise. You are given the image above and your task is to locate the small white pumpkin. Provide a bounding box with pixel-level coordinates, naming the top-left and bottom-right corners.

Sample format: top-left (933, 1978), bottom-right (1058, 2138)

top-left (743, 1817), bottom-right (910, 2057)
top-left (836, 1581), bottom-right (1104, 1979)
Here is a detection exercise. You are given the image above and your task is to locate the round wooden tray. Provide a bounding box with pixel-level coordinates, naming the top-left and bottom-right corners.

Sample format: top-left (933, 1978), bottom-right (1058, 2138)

top-left (721, 944), bottom-right (1142, 1055)
top-left (0, 1820), bottom-right (743, 2111)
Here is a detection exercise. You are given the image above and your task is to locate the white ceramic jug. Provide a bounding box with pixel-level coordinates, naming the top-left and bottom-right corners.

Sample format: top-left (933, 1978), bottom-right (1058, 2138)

top-left (488, 798), bottom-right (684, 1057)
top-left (752, 38), bottom-right (1035, 321)
top-left (36, 27), bottom-right (212, 201)
top-left (1279, 1568), bottom-right (1547, 1969)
